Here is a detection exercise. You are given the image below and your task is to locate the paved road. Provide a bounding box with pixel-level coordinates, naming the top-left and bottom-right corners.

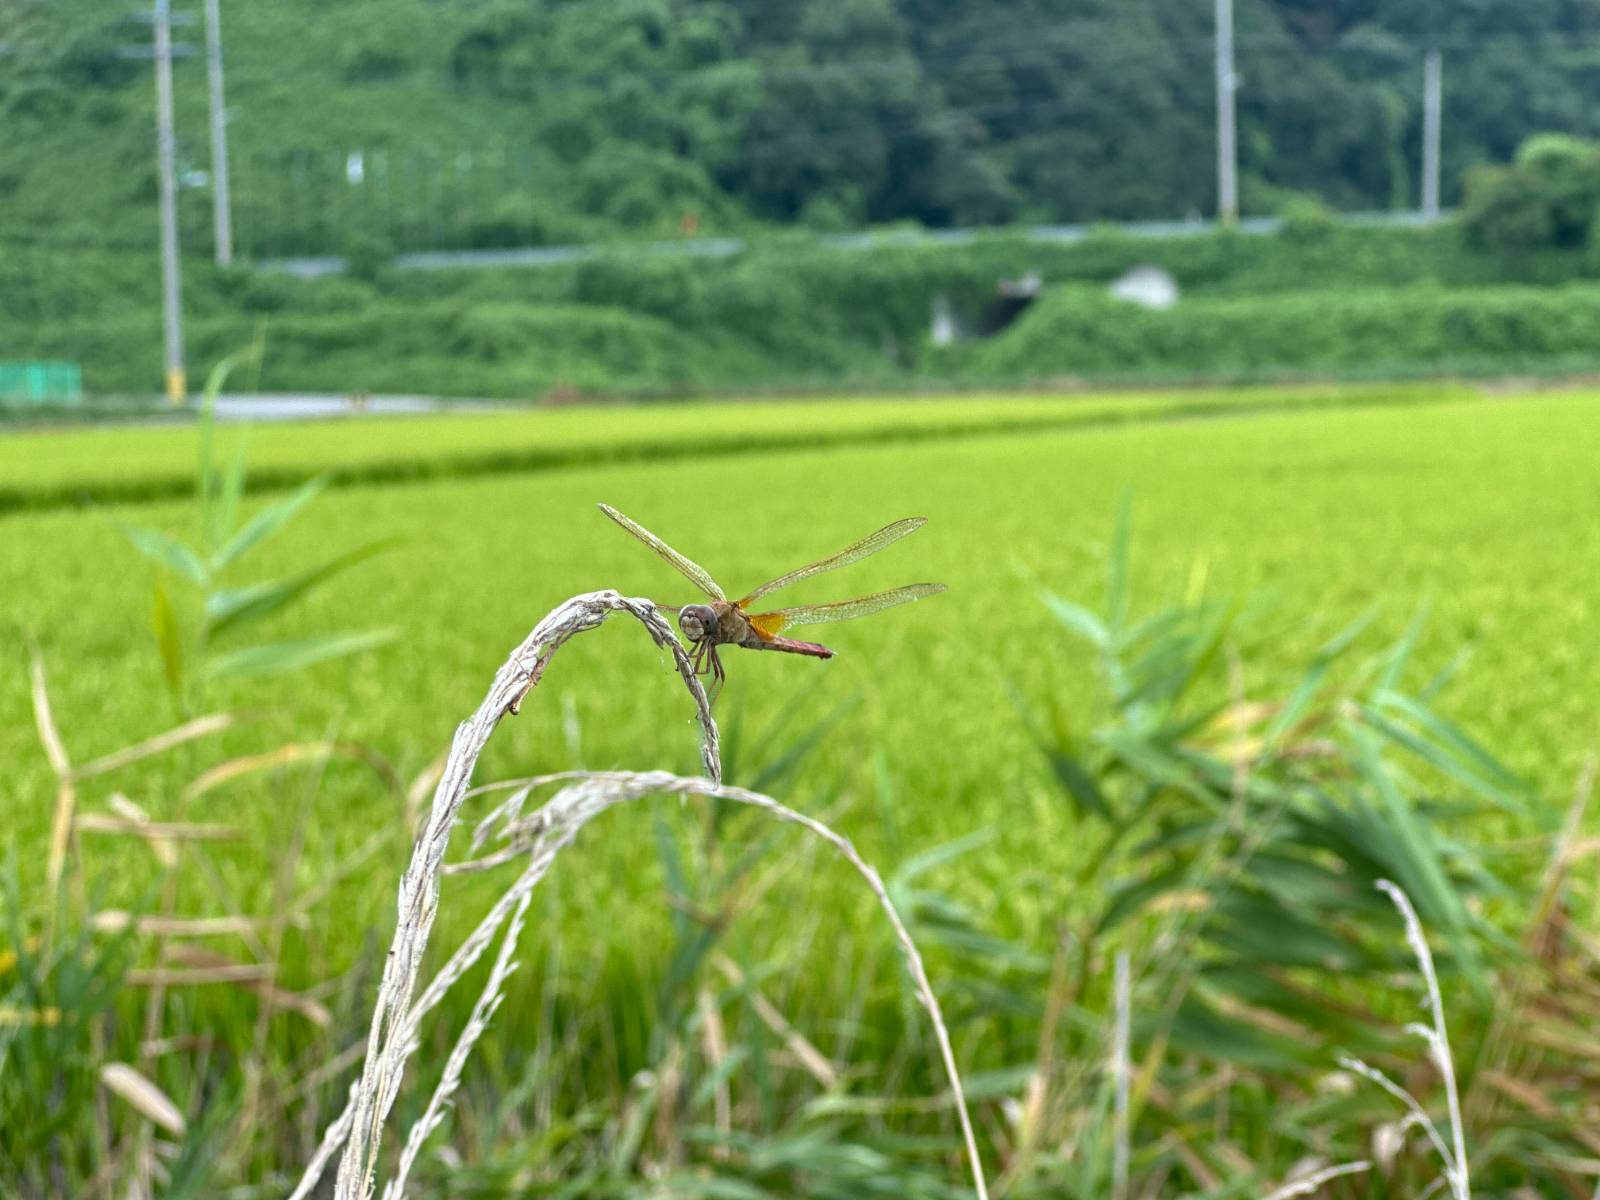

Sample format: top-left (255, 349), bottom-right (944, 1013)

top-left (1, 394), bottom-right (499, 432)
top-left (207, 394), bottom-right (472, 421)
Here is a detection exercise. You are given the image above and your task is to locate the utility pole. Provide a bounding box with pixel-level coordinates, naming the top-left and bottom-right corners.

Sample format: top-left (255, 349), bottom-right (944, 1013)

top-left (1215, 0), bottom-right (1238, 225)
top-left (1421, 48), bottom-right (1442, 221)
top-left (153, 0), bottom-right (186, 403)
top-left (203, 0), bottom-right (232, 264)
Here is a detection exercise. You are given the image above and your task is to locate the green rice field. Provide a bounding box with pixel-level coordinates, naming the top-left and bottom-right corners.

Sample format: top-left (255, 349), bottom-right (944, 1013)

top-left (5, 381), bottom-right (1600, 1191)
top-left (0, 380), bottom-right (1459, 510)
top-left (6, 384), bottom-right (1598, 893)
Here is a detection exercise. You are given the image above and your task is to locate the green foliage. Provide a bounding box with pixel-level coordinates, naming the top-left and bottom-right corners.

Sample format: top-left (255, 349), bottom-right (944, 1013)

top-left (341, 228), bottom-right (396, 284)
top-left (1276, 196), bottom-right (1338, 244)
top-left (1014, 515), bottom-right (1596, 1192)
top-left (966, 281), bottom-right (1600, 378)
top-left (112, 355), bottom-right (394, 707)
top-left (21, 221), bottom-right (1600, 401)
top-left (0, 864), bottom-right (145, 1194)
top-left (13, 1), bottom-right (1600, 261)
top-left (1463, 132), bottom-right (1600, 253)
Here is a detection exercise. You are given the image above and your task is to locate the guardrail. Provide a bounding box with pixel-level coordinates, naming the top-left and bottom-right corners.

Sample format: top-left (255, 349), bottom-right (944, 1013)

top-left (255, 209), bottom-right (1450, 280)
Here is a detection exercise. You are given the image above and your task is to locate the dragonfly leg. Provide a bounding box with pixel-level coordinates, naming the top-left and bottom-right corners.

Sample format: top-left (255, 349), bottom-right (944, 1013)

top-left (707, 645), bottom-right (725, 705)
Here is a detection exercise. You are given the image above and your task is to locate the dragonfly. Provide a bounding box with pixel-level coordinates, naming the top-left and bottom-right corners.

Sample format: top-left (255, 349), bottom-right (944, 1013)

top-left (599, 503), bottom-right (946, 699)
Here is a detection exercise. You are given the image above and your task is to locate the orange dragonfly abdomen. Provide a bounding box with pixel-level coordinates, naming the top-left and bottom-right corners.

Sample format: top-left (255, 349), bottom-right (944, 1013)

top-left (743, 612), bottom-right (833, 659)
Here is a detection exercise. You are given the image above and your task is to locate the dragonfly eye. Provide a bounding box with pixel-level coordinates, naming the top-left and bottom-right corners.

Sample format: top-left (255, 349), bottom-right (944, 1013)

top-left (679, 605), bottom-right (714, 641)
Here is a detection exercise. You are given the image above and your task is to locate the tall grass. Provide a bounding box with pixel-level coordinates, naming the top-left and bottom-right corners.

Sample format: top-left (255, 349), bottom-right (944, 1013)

top-left (2, 364), bottom-right (402, 1196)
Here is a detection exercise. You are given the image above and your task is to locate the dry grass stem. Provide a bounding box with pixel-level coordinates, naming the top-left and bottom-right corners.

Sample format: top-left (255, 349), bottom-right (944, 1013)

top-left (127, 964), bottom-right (272, 985)
top-left (382, 889), bottom-right (534, 1200)
top-left (75, 815), bottom-right (240, 841)
top-left (105, 795), bottom-right (179, 867)
top-left (500, 771), bottom-right (990, 1197)
top-left (1261, 1159), bottom-right (1373, 1200)
top-left (99, 1063), bottom-right (187, 1136)
top-left (88, 912), bottom-right (270, 937)
top-left (711, 953), bottom-right (839, 1089)
top-left (299, 591), bottom-right (983, 1200)
top-left (1381, 879), bottom-right (1469, 1200)
top-left (185, 740), bottom-right (400, 801)
top-left (31, 653), bottom-right (77, 918)
top-left (70, 713), bottom-right (237, 780)
top-left (1340, 879), bottom-right (1470, 1200)
top-left (1112, 950), bottom-right (1132, 1200)
top-left (163, 946), bottom-right (335, 1027)
top-left (308, 767), bottom-right (992, 1199)
top-left (697, 987), bottom-right (733, 1157)
top-left (325, 592), bottom-right (717, 1200)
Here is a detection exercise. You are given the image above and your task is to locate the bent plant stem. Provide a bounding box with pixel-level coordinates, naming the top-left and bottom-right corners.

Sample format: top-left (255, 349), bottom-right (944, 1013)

top-left (492, 772), bottom-right (990, 1200)
top-left (313, 591), bottom-right (987, 1200)
top-left (330, 591), bottom-right (717, 1200)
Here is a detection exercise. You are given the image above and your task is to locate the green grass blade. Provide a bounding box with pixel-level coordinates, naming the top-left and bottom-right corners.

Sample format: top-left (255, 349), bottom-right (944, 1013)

top-left (194, 351), bottom-right (250, 546)
top-left (114, 521), bottom-right (208, 586)
top-left (209, 475), bottom-right (330, 573)
top-left (213, 429), bottom-right (250, 555)
top-left (1041, 591), bottom-right (1110, 647)
top-left (150, 575), bottom-right (184, 697)
top-left (1349, 725), bottom-right (1485, 990)
top-left (203, 537), bottom-right (398, 640)
top-left (1374, 605), bottom-right (1430, 691)
top-left (202, 629), bottom-right (394, 682)
top-left (1107, 491), bottom-right (1133, 640)
top-left (1373, 687), bottom-right (1524, 792)
top-left (1263, 609), bottom-right (1374, 746)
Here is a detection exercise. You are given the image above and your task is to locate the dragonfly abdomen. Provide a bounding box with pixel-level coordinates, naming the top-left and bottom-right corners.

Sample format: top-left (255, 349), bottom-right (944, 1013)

top-left (742, 634), bottom-right (834, 660)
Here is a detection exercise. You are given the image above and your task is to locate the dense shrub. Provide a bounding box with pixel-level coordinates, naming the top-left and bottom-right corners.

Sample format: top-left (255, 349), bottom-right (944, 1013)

top-left (17, 223), bottom-right (1600, 398)
top-left (963, 282), bottom-right (1600, 379)
top-left (341, 230), bottom-right (397, 285)
top-left (1463, 133), bottom-right (1600, 254)
top-left (1277, 196), bottom-right (1338, 244)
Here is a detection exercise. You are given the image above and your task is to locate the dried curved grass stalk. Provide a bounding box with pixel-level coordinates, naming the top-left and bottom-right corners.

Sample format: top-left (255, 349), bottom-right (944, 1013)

top-left (327, 591), bottom-right (714, 1199)
top-left (294, 589), bottom-right (987, 1200)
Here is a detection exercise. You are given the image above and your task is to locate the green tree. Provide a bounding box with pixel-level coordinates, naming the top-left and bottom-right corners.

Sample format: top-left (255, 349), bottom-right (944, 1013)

top-left (1462, 132), bottom-right (1600, 252)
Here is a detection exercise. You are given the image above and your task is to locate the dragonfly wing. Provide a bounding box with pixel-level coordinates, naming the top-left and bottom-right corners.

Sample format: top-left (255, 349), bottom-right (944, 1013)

top-left (598, 504), bottom-right (725, 600)
top-left (747, 611), bottom-right (787, 639)
top-left (751, 582), bottom-right (946, 630)
top-left (737, 517), bottom-right (928, 607)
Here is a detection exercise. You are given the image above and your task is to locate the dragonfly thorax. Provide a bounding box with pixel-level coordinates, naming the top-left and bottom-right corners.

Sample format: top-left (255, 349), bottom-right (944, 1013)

top-left (678, 603), bottom-right (720, 643)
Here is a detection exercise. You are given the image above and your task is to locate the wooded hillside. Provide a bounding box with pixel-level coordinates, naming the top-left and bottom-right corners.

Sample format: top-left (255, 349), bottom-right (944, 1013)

top-left (6, 0), bottom-right (1600, 256)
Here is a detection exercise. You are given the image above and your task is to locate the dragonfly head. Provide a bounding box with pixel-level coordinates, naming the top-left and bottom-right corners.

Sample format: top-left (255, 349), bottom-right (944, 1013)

top-left (678, 604), bottom-right (717, 643)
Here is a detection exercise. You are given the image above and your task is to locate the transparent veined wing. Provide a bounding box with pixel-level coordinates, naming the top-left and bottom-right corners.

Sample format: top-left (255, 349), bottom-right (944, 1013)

top-left (737, 517), bottom-right (928, 608)
top-left (748, 582), bottom-right (946, 633)
top-left (598, 504), bottom-right (725, 600)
